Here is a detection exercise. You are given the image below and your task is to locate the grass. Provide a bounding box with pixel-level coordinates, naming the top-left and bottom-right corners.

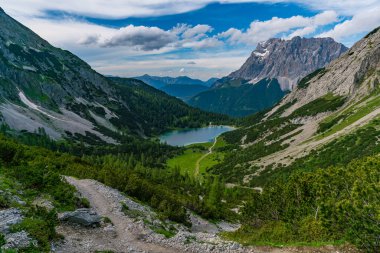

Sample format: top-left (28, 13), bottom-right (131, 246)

top-left (151, 226), bottom-right (176, 238)
top-left (297, 68), bottom-right (327, 89)
top-left (199, 152), bottom-right (225, 175)
top-left (167, 146), bottom-right (205, 176)
top-left (316, 92), bottom-right (380, 139)
top-left (213, 136), bottom-right (227, 149)
top-left (291, 93), bottom-right (346, 118)
top-left (221, 225), bottom-right (347, 248)
top-left (167, 137), bottom-right (228, 177)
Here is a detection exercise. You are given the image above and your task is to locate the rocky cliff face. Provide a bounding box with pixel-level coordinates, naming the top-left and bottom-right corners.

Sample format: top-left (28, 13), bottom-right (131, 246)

top-left (227, 37), bottom-right (348, 90)
top-left (270, 27), bottom-right (380, 117)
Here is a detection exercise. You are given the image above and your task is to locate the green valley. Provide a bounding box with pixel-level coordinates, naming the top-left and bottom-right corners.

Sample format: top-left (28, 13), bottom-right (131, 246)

top-left (0, 4), bottom-right (379, 253)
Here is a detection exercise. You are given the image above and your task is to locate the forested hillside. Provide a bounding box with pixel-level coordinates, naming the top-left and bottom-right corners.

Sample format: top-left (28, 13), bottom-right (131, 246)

top-left (189, 79), bottom-right (286, 117)
top-left (0, 9), bottom-right (229, 144)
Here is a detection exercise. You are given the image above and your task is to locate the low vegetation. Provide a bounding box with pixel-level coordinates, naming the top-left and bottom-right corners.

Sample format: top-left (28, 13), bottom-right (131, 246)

top-left (290, 93), bottom-right (346, 118)
top-left (224, 156), bottom-right (379, 252)
top-left (297, 68), bottom-right (327, 89)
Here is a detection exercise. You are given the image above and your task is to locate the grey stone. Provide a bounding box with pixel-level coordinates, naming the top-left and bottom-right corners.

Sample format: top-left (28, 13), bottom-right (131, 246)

top-left (0, 208), bottom-right (23, 234)
top-left (59, 208), bottom-right (101, 227)
top-left (230, 242), bottom-right (240, 250)
top-left (1, 231), bottom-right (37, 250)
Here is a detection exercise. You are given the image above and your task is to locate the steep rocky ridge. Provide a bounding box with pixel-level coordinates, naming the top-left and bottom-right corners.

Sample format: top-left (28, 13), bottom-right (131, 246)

top-left (269, 27), bottom-right (380, 117)
top-left (226, 36), bottom-right (348, 90)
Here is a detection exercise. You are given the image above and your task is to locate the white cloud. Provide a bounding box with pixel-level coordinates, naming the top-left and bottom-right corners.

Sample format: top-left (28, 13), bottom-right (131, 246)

top-left (96, 25), bottom-right (177, 51)
top-left (220, 11), bottom-right (338, 46)
top-left (181, 24), bottom-right (213, 39)
top-left (182, 37), bottom-right (223, 49)
top-left (21, 15), bottom-right (221, 53)
top-left (2, 1), bottom-right (378, 19)
top-left (318, 6), bottom-right (380, 42)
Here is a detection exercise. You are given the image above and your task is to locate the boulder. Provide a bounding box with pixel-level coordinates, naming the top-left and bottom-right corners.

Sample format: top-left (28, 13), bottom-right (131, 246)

top-left (1, 231), bottom-right (37, 250)
top-left (59, 208), bottom-right (101, 227)
top-left (0, 208), bottom-right (23, 234)
top-left (32, 197), bottom-right (54, 211)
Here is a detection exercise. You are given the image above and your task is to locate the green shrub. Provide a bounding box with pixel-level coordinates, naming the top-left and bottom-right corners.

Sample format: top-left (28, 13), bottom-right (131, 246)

top-left (291, 93), bottom-right (346, 118)
top-left (0, 195), bottom-right (11, 208)
top-left (151, 226), bottom-right (176, 238)
top-left (0, 233), bottom-right (5, 247)
top-left (236, 156), bottom-right (380, 250)
top-left (11, 208), bottom-right (59, 251)
top-left (297, 68), bottom-right (327, 89)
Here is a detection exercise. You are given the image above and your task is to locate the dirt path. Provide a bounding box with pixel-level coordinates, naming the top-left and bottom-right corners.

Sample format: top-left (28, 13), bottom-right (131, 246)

top-left (55, 178), bottom-right (357, 253)
top-left (194, 137), bottom-right (217, 177)
top-left (62, 177), bottom-right (180, 253)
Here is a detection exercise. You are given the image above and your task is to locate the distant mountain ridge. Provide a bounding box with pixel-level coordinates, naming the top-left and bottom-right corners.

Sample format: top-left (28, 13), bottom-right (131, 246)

top-left (226, 36), bottom-right (348, 90)
top-left (189, 37), bottom-right (348, 117)
top-left (133, 74), bottom-right (217, 101)
top-left (134, 74), bottom-right (216, 89)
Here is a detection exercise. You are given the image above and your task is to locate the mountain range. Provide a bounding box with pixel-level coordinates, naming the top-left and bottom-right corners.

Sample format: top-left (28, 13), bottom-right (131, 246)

top-left (0, 9), bottom-right (227, 143)
top-left (133, 74), bottom-right (217, 101)
top-left (0, 5), bottom-right (379, 253)
top-left (189, 37), bottom-right (348, 116)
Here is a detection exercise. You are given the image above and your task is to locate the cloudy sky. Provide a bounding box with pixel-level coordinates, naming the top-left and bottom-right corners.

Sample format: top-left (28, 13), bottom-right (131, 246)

top-left (2, 1), bottom-right (380, 80)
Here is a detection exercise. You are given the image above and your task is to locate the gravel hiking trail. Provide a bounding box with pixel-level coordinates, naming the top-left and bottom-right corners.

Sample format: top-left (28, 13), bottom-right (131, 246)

top-left (57, 177), bottom-right (357, 253)
top-left (62, 176), bottom-right (180, 253)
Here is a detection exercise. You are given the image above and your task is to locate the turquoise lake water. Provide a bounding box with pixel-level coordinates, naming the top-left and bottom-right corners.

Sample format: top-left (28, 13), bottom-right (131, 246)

top-left (159, 125), bottom-right (235, 146)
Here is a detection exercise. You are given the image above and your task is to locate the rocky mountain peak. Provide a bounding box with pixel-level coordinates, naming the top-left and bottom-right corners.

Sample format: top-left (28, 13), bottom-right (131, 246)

top-left (270, 26), bottom-right (380, 117)
top-left (227, 36), bottom-right (348, 90)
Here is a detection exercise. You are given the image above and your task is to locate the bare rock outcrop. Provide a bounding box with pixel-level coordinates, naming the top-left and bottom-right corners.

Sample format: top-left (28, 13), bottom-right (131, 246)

top-left (59, 208), bottom-right (101, 227)
top-left (227, 36), bottom-right (347, 90)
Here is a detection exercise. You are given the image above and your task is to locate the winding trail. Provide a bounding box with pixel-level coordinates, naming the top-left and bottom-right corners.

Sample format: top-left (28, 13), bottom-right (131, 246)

top-left (56, 178), bottom-right (355, 253)
top-left (194, 137), bottom-right (218, 177)
top-left (62, 176), bottom-right (180, 253)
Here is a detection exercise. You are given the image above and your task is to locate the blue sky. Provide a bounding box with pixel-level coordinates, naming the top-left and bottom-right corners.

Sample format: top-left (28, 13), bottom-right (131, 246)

top-left (85, 2), bottom-right (317, 31)
top-left (2, 1), bottom-right (380, 80)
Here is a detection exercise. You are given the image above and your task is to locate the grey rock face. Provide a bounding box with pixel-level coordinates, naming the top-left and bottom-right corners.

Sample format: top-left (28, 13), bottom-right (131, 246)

top-left (227, 37), bottom-right (348, 90)
top-left (269, 27), bottom-right (380, 118)
top-left (0, 208), bottom-right (23, 234)
top-left (59, 208), bottom-right (101, 227)
top-left (1, 231), bottom-right (37, 250)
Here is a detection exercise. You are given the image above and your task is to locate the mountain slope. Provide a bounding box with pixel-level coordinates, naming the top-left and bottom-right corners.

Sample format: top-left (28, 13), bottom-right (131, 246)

top-left (189, 79), bottom-right (286, 117)
top-left (210, 27), bottom-right (380, 186)
top-left (0, 9), bottom-right (228, 143)
top-left (160, 83), bottom-right (209, 101)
